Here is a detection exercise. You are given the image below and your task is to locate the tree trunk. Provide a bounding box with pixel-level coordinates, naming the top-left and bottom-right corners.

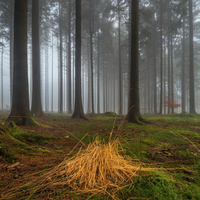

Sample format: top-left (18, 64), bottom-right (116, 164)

top-left (189, 0), bottom-right (196, 114)
top-left (171, 35), bottom-right (174, 114)
top-left (45, 44), bottom-right (49, 112)
top-left (90, 0), bottom-right (95, 114)
top-left (59, 1), bottom-right (63, 113)
top-left (87, 37), bottom-right (91, 113)
top-left (7, 0), bottom-right (36, 126)
top-left (153, 22), bottom-right (157, 115)
top-left (67, 0), bottom-right (72, 114)
top-left (159, 0), bottom-right (163, 115)
top-left (127, 0), bottom-right (142, 123)
top-left (118, 0), bottom-right (122, 115)
top-left (97, 7), bottom-right (100, 113)
top-left (1, 42), bottom-right (3, 110)
top-left (167, 1), bottom-right (171, 114)
top-left (51, 31), bottom-right (54, 112)
top-left (71, 0), bottom-right (87, 120)
top-left (182, 18), bottom-right (186, 113)
top-left (9, 1), bottom-right (14, 108)
top-left (31, 0), bottom-right (43, 117)
top-left (164, 37), bottom-right (166, 115)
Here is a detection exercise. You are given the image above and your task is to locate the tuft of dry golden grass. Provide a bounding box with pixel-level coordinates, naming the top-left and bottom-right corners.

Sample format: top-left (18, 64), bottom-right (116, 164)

top-left (1, 137), bottom-right (151, 200)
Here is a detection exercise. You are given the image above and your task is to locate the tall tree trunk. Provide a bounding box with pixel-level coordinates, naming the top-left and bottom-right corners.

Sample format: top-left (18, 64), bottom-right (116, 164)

top-left (90, 0), bottom-right (95, 114)
top-left (153, 22), bottom-right (157, 115)
top-left (167, 1), bottom-right (171, 114)
top-left (71, 0), bottom-right (87, 120)
top-left (159, 0), bottom-right (163, 115)
top-left (189, 0), bottom-right (196, 114)
top-left (9, 1), bottom-right (14, 108)
top-left (1, 44), bottom-right (3, 110)
top-left (67, 0), bottom-right (72, 114)
top-left (182, 18), bottom-right (186, 113)
top-left (87, 37), bottom-right (91, 113)
top-left (7, 0), bottom-right (36, 125)
top-left (97, 9), bottom-right (100, 113)
top-left (31, 0), bottom-right (43, 117)
top-left (164, 37), bottom-right (166, 115)
top-left (171, 35), bottom-right (174, 114)
top-left (118, 0), bottom-right (122, 115)
top-left (45, 45), bottom-right (49, 111)
top-left (127, 0), bottom-right (142, 123)
top-left (51, 31), bottom-right (54, 112)
top-left (59, 1), bottom-right (63, 113)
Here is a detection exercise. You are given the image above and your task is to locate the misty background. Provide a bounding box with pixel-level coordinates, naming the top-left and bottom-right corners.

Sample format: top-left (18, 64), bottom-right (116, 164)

top-left (0, 0), bottom-right (200, 115)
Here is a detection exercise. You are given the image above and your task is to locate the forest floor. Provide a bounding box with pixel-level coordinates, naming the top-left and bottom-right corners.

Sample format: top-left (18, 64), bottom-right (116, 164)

top-left (0, 112), bottom-right (200, 199)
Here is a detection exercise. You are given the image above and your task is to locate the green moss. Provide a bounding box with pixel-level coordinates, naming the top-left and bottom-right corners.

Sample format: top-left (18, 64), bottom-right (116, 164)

top-left (11, 131), bottom-right (56, 145)
top-left (40, 149), bottom-right (52, 153)
top-left (0, 144), bottom-right (18, 162)
top-left (117, 172), bottom-right (200, 200)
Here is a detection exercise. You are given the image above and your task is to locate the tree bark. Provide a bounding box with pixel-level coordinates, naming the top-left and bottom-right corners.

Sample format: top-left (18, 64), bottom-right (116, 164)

top-left (9, 1), bottom-right (14, 109)
top-left (90, 0), bottom-right (95, 114)
top-left (71, 0), bottom-right (87, 120)
top-left (67, 0), bottom-right (72, 114)
top-left (97, 5), bottom-right (100, 114)
top-left (127, 0), bottom-right (142, 123)
top-left (7, 0), bottom-right (36, 126)
top-left (182, 18), bottom-right (186, 113)
top-left (118, 0), bottom-right (122, 115)
top-left (1, 43), bottom-right (3, 110)
top-left (31, 0), bottom-right (43, 117)
top-left (167, 1), bottom-right (171, 114)
top-left (189, 0), bottom-right (196, 114)
top-left (59, 0), bottom-right (63, 113)
top-left (153, 22), bottom-right (157, 115)
top-left (159, 0), bottom-right (163, 115)
top-left (170, 35), bottom-right (174, 114)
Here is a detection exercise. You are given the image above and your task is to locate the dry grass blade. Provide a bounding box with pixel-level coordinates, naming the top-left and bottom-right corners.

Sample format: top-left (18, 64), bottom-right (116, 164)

top-left (1, 137), bottom-right (151, 200)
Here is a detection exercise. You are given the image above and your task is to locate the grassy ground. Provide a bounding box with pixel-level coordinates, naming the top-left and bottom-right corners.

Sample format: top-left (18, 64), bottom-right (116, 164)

top-left (0, 112), bottom-right (200, 199)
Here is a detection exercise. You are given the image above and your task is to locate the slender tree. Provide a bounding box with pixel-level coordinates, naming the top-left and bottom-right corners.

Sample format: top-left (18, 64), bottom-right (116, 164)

top-left (67, 0), bottom-right (72, 114)
top-left (153, 21), bottom-right (157, 114)
top-left (90, 0), bottom-right (95, 114)
top-left (189, 0), bottom-right (196, 114)
top-left (31, 0), bottom-right (43, 117)
top-left (182, 18), bottom-right (186, 113)
top-left (58, 0), bottom-right (63, 113)
top-left (118, 0), bottom-right (122, 115)
top-left (71, 0), bottom-right (87, 120)
top-left (159, 0), bottom-right (163, 115)
top-left (9, 1), bottom-right (14, 108)
top-left (6, 0), bottom-right (36, 125)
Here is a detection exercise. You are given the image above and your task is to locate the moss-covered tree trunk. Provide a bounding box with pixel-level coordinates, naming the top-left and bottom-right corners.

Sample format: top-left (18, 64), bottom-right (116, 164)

top-left (6, 0), bottom-right (36, 126)
top-left (31, 0), bottom-right (43, 117)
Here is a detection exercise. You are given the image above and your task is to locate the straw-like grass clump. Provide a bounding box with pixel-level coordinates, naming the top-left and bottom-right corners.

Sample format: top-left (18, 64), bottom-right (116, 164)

top-left (1, 137), bottom-right (149, 199)
top-left (53, 138), bottom-right (143, 192)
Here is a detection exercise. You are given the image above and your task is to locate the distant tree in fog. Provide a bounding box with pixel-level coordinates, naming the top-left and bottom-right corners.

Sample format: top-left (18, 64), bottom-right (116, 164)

top-left (189, 0), bottom-right (196, 114)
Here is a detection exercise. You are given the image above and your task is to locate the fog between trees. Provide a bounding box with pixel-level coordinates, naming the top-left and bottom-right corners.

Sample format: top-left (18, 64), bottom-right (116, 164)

top-left (0, 0), bottom-right (200, 123)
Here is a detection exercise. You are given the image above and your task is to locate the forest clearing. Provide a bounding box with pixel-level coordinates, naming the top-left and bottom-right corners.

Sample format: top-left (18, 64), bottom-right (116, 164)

top-left (0, 113), bottom-right (200, 199)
